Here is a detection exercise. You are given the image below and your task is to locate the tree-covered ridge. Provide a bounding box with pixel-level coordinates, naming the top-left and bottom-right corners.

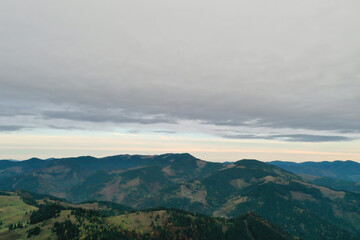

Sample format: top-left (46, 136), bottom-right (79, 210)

top-left (0, 153), bottom-right (223, 203)
top-left (270, 160), bottom-right (360, 193)
top-left (307, 175), bottom-right (360, 193)
top-left (150, 160), bottom-right (360, 239)
top-left (270, 160), bottom-right (360, 182)
top-left (0, 191), bottom-right (295, 240)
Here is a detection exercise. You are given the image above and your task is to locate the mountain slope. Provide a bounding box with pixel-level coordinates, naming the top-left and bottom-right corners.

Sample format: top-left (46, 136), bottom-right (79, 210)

top-left (0, 153), bottom-right (224, 201)
top-left (270, 160), bottom-right (360, 182)
top-left (149, 160), bottom-right (360, 239)
top-left (270, 160), bottom-right (360, 193)
top-left (0, 191), bottom-right (296, 240)
top-left (302, 175), bottom-right (360, 193)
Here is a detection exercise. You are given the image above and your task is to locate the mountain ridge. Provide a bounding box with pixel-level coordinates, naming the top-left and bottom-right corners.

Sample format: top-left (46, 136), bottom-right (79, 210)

top-left (0, 190), bottom-right (297, 240)
top-left (270, 160), bottom-right (360, 181)
top-left (1, 154), bottom-right (360, 239)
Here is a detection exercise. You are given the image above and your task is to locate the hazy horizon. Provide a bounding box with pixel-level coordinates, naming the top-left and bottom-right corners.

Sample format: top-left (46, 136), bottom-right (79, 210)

top-left (1, 151), bottom-right (358, 163)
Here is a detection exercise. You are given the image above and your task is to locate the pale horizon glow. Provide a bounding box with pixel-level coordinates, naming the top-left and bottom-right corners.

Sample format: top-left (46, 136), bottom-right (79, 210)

top-left (1, 129), bottom-right (359, 162)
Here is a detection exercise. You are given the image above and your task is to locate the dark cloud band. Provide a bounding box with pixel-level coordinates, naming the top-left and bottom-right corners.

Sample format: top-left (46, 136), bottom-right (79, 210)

top-left (223, 134), bottom-right (352, 142)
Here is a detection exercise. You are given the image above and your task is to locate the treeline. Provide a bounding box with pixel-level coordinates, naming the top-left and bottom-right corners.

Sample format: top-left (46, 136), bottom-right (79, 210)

top-left (49, 209), bottom-right (291, 240)
top-left (4, 196), bottom-right (294, 240)
top-left (8, 222), bottom-right (25, 230)
top-left (27, 226), bottom-right (41, 238)
top-left (53, 220), bottom-right (80, 240)
top-left (30, 204), bottom-right (64, 224)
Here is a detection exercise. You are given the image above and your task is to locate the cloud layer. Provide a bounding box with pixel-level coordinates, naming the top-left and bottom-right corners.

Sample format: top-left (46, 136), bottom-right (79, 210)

top-left (0, 0), bottom-right (359, 143)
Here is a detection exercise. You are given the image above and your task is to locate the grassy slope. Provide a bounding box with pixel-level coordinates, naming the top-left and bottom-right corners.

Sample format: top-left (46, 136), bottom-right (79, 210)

top-left (0, 191), bottom-right (295, 240)
top-left (0, 194), bottom-right (81, 240)
top-left (0, 195), bottom-right (37, 233)
top-left (108, 210), bottom-right (169, 233)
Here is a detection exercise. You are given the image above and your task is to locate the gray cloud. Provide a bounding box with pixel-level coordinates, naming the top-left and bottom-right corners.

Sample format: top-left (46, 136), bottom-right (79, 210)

top-left (0, 125), bottom-right (26, 132)
top-left (46, 124), bottom-right (84, 130)
top-left (0, 0), bottom-right (360, 141)
top-left (127, 129), bottom-right (141, 134)
top-left (42, 110), bottom-right (175, 125)
top-left (153, 130), bottom-right (177, 134)
top-left (224, 134), bottom-right (352, 142)
top-left (276, 134), bottom-right (352, 142)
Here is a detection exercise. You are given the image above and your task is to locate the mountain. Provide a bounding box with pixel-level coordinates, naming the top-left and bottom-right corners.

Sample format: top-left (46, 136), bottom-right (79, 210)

top-left (292, 174), bottom-right (360, 194)
top-left (0, 153), bottom-right (223, 200)
top-left (0, 191), bottom-right (295, 240)
top-left (270, 160), bottom-right (360, 182)
top-left (270, 160), bottom-right (360, 193)
top-left (146, 160), bottom-right (360, 239)
top-left (1, 154), bottom-right (360, 239)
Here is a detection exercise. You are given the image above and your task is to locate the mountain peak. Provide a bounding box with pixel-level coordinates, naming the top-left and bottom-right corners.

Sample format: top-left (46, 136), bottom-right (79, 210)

top-left (160, 153), bottom-right (196, 158)
top-left (235, 159), bottom-right (269, 166)
top-left (26, 157), bottom-right (43, 162)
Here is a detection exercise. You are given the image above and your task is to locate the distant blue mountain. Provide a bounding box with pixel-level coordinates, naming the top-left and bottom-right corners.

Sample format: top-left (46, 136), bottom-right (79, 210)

top-left (222, 161), bottom-right (234, 165)
top-left (270, 160), bottom-right (360, 182)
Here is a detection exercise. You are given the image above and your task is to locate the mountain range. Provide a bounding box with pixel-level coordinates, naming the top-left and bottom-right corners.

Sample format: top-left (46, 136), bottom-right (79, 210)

top-left (1, 154), bottom-right (360, 239)
top-left (270, 160), bottom-right (360, 193)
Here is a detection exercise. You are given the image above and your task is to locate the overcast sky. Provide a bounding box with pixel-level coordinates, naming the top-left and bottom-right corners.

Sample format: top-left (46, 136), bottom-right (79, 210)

top-left (1, 0), bottom-right (359, 162)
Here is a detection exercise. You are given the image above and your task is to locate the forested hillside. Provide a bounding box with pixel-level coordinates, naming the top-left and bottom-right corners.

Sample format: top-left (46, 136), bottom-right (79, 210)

top-left (1, 154), bottom-right (360, 239)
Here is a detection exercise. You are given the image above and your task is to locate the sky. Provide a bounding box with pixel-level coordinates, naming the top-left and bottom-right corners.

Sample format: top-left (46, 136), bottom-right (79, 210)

top-left (0, 0), bottom-right (360, 162)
